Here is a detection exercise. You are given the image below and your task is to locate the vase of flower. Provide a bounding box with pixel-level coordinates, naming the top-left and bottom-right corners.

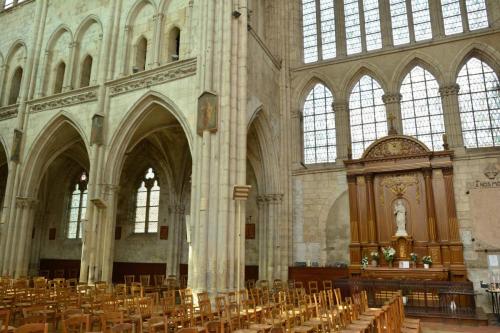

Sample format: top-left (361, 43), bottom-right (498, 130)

top-left (370, 251), bottom-right (379, 267)
top-left (361, 256), bottom-right (369, 269)
top-left (382, 246), bottom-right (396, 268)
top-left (410, 252), bottom-right (418, 269)
top-left (422, 255), bottom-right (433, 269)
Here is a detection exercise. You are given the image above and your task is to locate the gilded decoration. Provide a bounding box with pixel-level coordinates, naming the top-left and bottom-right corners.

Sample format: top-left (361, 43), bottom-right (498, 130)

top-left (379, 173), bottom-right (420, 205)
top-left (363, 136), bottom-right (428, 159)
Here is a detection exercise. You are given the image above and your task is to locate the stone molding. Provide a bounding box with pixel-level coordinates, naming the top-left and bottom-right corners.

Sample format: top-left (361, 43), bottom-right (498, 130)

top-left (382, 93), bottom-right (402, 104)
top-left (107, 58), bottom-right (197, 97)
top-left (439, 84), bottom-right (460, 96)
top-left (258, 193), bottom-right (284, 203)
top-left (0, 104), bottom-right (19, 120)
top-left (332, 102), bottom-right (348, 112)
top-left (29, 86), bottom-right (98, 113)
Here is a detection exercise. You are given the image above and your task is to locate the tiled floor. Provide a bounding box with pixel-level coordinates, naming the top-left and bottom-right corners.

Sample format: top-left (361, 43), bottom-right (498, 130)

top-left (422, 320), bottom-right (500, 333)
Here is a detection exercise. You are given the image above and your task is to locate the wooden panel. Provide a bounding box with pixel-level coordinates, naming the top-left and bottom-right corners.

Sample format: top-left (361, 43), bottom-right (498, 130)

top-left (289, 267), bottom-right (349, 290)
top-left (112, 262), bottom-right (166, 283)
top-left (360, 267), bottom-right (449, 280)
top-left (39, 258), bottom-right (80, 279)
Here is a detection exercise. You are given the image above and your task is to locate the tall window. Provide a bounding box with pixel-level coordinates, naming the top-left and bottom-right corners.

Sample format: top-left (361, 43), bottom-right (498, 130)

top-left (344, 0), bottom-right (382, 55)
top-left (8, 67), bottom-right (23, 105)
top-left (401, 66), bottom-right (445, 151)
top-left (390, 0), bottom-right (432, 45)
top-left (54, 62), bottom-right (66, 94)
top-left (350, 75), bottom-right (387, 158)
top-left (441, 0), bottom-right (488, 35)
top-left (3, 0), bottom-right (13, 9)
top-left (135, 37), bottom-right (148, 72)
top-left (303, 83), bottom-right (336, 164)
top-left (457, 57), bottom-right (500, 148)
top-left (68, 172), bottom-right (88, 239)
top-left (135, 168), bottom-right (160, 233)
top-left (301, 0), bottom-right (336, 63)
top-left (80, 55), bottom-right (93, 88)
top-left (168, 27), bottom-right (181, 62)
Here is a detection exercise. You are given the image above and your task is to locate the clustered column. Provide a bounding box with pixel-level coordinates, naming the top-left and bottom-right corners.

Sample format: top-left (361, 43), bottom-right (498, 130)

top-left (333, 101), bottom-right (350, 161)
top-left (439, 84), bottom-right (464, 149)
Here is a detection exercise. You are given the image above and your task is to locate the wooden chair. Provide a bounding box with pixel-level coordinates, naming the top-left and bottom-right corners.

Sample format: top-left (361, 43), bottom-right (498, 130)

top-left (61, 314), bottom-right (90, 333)
top-left (140, 275), bottom-right (151, 287)
top-left (111, 323), bottom-right (133, 333)
top-left (153, 275), bottom-right (165, 288)
top-left (0, 310), bottom-right (14, 333)
top-left (13, 324), bottom-right (47, 333)
top-left (53, 269), bottom-right (65, 279)
top-left (124, 275), bottom-right (135, 286)
top-left (177, 329), bottom-right (199, 333)
top-left (143, 316), bottom-right (166, 333)
top-left (308, 281), bottom-right (319, 295)
top-left (100, 311), bottom-right (124, 333)
top-left (204, 320), bottom-right (224, 333)
top-left (322, 280), bottom-right (332, 291)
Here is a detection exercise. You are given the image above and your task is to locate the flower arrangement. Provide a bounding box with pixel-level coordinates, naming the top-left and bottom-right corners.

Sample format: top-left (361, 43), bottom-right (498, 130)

top-left (410, 253), bottom-right (418, 262)
top-left (382, 246), bottom-right (396, 263)
top-left (361, 256), bottom-right (369, 268)
top-left (422, 256), bottom-right (433, 265)
top-left (370, 251), bottom-right (380, 261)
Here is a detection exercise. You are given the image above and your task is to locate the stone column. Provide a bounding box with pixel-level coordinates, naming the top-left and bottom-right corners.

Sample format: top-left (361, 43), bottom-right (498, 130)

top-left (13, 197), bottom-right (37, 277)
top-left (257, 195), bottom-right (268, 280)
top-left (63, 42), bottom-right (77, 91)
top-left (0, 65), bottom-right (6, 105)
top-left (334, 0), bottom-right (347, 57)
top-left (365, 174), bottom-right (377, 245)
top-left (429, 0), bottom-right (445, 39)
top-left (382, 93), bottom-right (402, 134)
top-left (333, 101), bottom-right (349, 161)
top-left (378, 0), bottom-right (393, 48)
top-left (405, 0), bottom-right (416, 43)
top-left (291, 110), bottom-right (302, 168)
top-left (118, 25), bottom-right (131, 76)
top-left (486, 0), bottom-right (500, 29)
top-left (152, 13), bottom-right (164, 67)
top-left (99, 184), bottom-right (119, 283)
top-left (439, 84), bottom-right (463, 149)
top-left (459, 0), bottom-right (470, 32)
top-left (36, 50), bottom-right (50, 97)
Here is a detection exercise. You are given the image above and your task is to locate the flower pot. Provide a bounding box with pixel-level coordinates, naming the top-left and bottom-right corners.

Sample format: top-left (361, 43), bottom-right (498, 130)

top-left (424, 263), bottom-right (430, 269)
top-left (371, 260), bottom-right (377, 267)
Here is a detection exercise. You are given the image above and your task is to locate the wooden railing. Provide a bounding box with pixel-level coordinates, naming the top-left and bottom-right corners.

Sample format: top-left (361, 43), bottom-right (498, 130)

top-left (334, 278), bottom-right (477, 319)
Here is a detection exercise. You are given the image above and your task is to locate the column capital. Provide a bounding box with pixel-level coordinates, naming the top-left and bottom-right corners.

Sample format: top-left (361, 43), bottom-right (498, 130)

top-left (332, 101), bottom-right (348, 112)
top-left (15, 197), bottom-right (37, 209)
top-left (264, 193), bottom-right (283, 203)
top-left (439, 84), bottom-right (460, 97)
top-left (175, 205), bottom-right (186, 214)
top-left (382, 93), bottom-right (402, 104)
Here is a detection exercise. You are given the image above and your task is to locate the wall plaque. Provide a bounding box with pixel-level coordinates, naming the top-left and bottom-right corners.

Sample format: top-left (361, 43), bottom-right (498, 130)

top-left (197, 91), bottom-right (218, 135)
top-left (245, 224), bottom-right (255, 239)
top-left (160, 226), bottom-right (169, 240)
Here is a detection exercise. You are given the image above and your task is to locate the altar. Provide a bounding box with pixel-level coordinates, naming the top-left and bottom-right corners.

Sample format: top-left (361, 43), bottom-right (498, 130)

top-left (344, 134), bottom-right (467, 281)
top-left (361, 267), bottom-right (450, 281)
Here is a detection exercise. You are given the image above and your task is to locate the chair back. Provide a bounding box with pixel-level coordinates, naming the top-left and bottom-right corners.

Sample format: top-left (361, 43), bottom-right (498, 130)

top-left (61, 314), bottom-right (90, 333)
top-left (0, 310), bottom-right (10, 333)
top-left (14, 324), bottom-right (48, 333)
top-left (124, 275), bottom-right (135, 286)
top-left (139, 275), bottom-right (150, 287)
top-left (322, 280), bottom-right (333, 290)
top-left (110, 323), bottom-right (133, 333)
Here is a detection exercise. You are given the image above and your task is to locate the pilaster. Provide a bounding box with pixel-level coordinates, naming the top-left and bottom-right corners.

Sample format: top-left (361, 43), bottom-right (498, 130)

top-left (382, 93), bottom-right (402, 134)
top-left (439, 84), bottom-right (464, 149)
top-left (333, 101), bottom-right (349, 162)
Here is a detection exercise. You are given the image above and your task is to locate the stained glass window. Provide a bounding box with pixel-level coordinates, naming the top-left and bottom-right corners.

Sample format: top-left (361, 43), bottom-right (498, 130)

top-left (457, 58), bottom-right (500, 148)
top-left (3, 0), bottom-right (14, 9)
top-left (134, 168), bottom-right (160, 233)
top-left (401, 66), bottom-right (445, 151)
top-left (303, 84), bottom-right (336, 164)
top-left (466, 0), bottom-right (488, 31)
top-left (441, 0), bottom-right (463, 35)
top-left (390, 0), bottom-right (431, 45)
top-left (67, 172), bottom-right (88, 239)
top-left (362, 0), bottom-right (382, 51)
top-left (301, 0), bottom-right (336, 63)
top-left (343, 0), bottom-right (382, 54)
top-left (350, 75), bottom-right (387, 158)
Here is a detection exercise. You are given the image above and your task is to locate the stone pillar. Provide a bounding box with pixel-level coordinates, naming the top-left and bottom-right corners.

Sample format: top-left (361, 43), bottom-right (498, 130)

top-left (439, 84), bottom-right (463, 149)
top-left (405, 0), bottom-right (416, 43)
top-left (63, 42), bottom-right (77, 91)
top-left (334, 0), bottom-right (347, 57)
top-left (486, 0), bottom-right (500, 29)
top-left (382, 93), bottom-right (402, 134)
top-left (152, 13), bottom-right (164, 67)
top-left (0, 65), bottom-right (6, 106)
top-left (98, 184), bottom-right (119, 283)
top-left (459, 0), bottom-right (470, 32)
top-left (14, 197), bottom-right (37, 277)
top-left (257, 195), bottom-right (267, 280)
top-left (118, 25), bottom-right (131, 76)
top-left (378, 0), bottom-right (393, 48)
top-left (36, 50), bottom-right (50, 97)
top-left (333, 101), bottom-right (349, 161)
top-left (347, 175), bottom-right (361, 269)
top-left (291, 110), bottom-right (302, 168)
top-left (365, 174), bottom-right (377, 245)
top-left (429, 0), bottom-right (445, 39)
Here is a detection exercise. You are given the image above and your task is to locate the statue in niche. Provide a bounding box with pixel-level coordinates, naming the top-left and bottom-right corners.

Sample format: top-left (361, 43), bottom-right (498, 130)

top-left (394, 199), bottom-right (408, 237)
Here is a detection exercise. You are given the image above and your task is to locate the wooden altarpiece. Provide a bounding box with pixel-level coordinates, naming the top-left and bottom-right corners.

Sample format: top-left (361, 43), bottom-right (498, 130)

top-left (345, 134), bottom-right (466, 281)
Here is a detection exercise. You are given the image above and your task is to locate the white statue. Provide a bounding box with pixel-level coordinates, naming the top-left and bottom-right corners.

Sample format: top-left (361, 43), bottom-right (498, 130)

top-left (394, 199), bottom-right (408, 237)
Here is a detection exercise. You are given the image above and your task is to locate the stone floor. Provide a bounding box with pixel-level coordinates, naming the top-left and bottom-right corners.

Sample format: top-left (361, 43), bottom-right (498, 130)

top-left (421, 316), bottom-right (500, 332)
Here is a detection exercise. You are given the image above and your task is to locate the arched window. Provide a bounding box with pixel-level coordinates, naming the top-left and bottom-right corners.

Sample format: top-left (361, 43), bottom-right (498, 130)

top-left (457, 57), bottom-right (500, 148)
top-left (389, 0), bottom-right (432, 45)
top-left (135, 37), bottom-right (148, 72)
top-left (349, 75), bottom-right (387, 158)
top-left (301, 0), bottom-right (337, 63)
top-left (344, 0), bottom-right (382, 55)
top-left (8, 67), bottom-right (23, 105)
top-left (400, 66), bottom-right (445, 151)
top-left (68, 172), bottom-right (88, 239)
top-left (441, 0), bottom-right (489, 35)
top-left (135, 168), bottom-right (160, 233)
top-left (80, 55), bottom-right (93, 88)
top-left (303, 83), bottom-right (336, 164)
top-left (168, 27), bottom-right (181, 62)
top-left (54, 62), bottom-right (66, 94)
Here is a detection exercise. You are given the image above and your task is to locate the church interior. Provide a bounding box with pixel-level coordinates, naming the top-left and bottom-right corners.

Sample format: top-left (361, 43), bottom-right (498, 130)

top-left (0, 0), bottom-right (499, 332)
